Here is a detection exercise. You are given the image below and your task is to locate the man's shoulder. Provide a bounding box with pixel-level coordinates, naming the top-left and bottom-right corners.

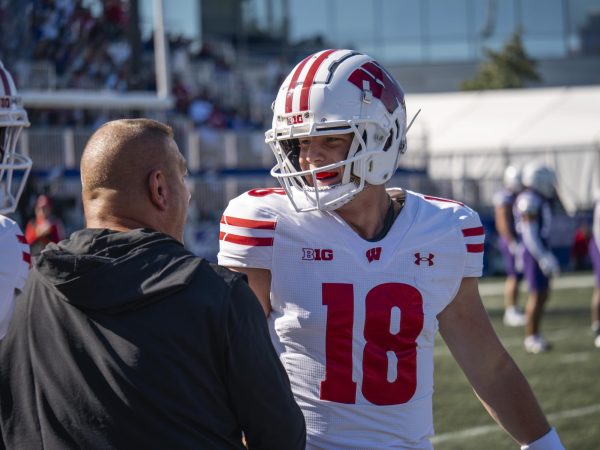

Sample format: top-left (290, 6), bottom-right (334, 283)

top-left (401, 190), bottom-right (483, 238)
top-left (223, 188), bottom-right (291, 221)
top-left (0, 215), bottom-right (28, 253)
top-left (493, 189), bottom-right (514, 207)
top-left (407, 190), bottom-right (478, 217)
top-left (0, 215), bottom-right (30, 290)
top-left (0, 214), bottom-right (22, 232)
top-left (515, 190), bottom-right (543, 214)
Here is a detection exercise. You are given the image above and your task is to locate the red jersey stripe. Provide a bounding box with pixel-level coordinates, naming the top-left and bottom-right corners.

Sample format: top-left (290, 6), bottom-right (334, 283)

top-left (220, 232), bottom-right (274, 247)
top-left (221, 215), bottom-right (276, 230)
top-left (22, 252), bottom-right (31, 265)
top-left (17, 234), bottom-right (27, 244)
top-left (466, 243), bottom-right (484, 253)
top-left (423, 195), bottom-right (464, 206)
top-left (285, 55), bottom-right (312, 113)
top-left (298, 49), bottom-right (337, 112)
top-left (462, 226), bottom-right (484, 237)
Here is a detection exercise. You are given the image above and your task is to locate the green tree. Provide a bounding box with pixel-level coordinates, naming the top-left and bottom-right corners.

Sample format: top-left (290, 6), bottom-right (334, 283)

top-left (461, 32), bottom-right (541, 90)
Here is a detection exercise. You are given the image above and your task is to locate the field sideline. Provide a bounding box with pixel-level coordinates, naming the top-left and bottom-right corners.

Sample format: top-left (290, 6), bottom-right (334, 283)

top-left (431, 271), bottom-right (599, 450)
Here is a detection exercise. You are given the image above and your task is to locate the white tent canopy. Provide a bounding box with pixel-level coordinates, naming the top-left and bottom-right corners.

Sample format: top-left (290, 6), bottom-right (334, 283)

top-left (405, 86), bottom-right (600, 213)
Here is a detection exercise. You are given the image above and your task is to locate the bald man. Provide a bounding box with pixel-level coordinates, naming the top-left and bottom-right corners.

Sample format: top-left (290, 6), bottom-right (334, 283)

top-left (0, 119), bottom-right (306, 450)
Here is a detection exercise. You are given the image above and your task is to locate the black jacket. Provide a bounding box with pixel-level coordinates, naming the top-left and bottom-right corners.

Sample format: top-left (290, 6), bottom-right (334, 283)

top-left (0, 228), bottom-right (305, 450)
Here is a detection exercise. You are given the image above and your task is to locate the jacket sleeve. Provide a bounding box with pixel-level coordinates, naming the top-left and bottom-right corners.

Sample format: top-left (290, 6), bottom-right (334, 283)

top-left (224, 276), bottom-right (306, 450)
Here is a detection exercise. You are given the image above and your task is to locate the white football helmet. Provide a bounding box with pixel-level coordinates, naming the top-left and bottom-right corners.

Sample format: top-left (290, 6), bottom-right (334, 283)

top-left (0, 60), bottom-right (31, 215)
top-left (503, 165), bottom-right (523, 193)
top-left (521, 163), bottom-right (556, 199)
top-left (266, 49), bottom-right (408, 212)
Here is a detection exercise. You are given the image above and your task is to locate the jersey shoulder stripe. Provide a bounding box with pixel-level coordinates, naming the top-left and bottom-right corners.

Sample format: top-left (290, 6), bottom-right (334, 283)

top-left (221, 215), bottom-right (277, 230)
top-left (218, 190), bottom-right (289, 269)
top-left (219, 231), bottom-right (274, 247)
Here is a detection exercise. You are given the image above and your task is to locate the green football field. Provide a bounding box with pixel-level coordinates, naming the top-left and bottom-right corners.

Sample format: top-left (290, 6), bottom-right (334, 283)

top-left (431, 273), bottom-right (599, 449)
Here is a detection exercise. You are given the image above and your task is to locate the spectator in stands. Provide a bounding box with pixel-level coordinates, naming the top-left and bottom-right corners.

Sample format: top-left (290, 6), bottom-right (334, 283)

top-left (24, 193), bottom-right (64, 256)
top-left (0, 118), bottom-right (306, 449)
top-left (590, 192), bottom-right (600, 348)
top-left (570, 220), bottom-right (591, 270)
top-left (494, 165), bottom-right (526, 327)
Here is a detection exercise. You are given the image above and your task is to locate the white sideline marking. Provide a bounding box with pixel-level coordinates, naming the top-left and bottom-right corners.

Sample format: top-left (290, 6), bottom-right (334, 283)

top-left (431, 404), bottom-right (600, 444)
top-left (558, 352), bottom-right (590, 364)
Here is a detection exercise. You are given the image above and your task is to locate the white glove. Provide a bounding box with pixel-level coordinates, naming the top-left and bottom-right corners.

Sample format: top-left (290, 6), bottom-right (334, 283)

top-left (539, 252), bottom-right (560, 277)
top-left (521, 427), bottom-right (564, 450)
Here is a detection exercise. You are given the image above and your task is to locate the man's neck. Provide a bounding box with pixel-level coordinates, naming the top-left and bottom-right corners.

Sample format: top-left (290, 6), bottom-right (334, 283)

top-left (335, 186), bottom-right (395, 240)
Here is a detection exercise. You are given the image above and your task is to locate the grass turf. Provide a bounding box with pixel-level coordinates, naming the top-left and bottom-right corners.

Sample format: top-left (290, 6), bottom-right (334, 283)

top-left (431, 278), bottom-right (599, 449)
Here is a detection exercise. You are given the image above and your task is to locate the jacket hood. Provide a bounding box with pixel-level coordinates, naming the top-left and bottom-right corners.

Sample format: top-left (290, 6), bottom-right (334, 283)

top-left (35, 228), bottom-right (201, 314)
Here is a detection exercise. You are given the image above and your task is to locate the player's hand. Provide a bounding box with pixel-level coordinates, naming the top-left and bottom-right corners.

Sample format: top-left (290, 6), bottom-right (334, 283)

top-left (539, 252), bottom-right (560, 277)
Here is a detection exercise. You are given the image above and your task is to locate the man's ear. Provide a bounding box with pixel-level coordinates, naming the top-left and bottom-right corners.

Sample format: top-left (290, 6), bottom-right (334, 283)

top-left (148, 169), bottom-right (168, 211)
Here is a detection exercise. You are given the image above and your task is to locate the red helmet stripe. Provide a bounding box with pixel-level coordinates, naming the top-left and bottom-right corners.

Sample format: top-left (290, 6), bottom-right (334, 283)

top-left (0, 66), bottom-right (12, 96)
top-left (285, 55), bottom-right (312, 114)
top-left (298, 49), bottom-right (337, 112)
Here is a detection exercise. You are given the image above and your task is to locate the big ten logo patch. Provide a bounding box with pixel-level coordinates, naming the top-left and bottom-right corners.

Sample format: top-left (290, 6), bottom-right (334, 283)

top-left (302, 248), bottom-right (334, 261)
top-left (286, 114), bottom-right (304, 125)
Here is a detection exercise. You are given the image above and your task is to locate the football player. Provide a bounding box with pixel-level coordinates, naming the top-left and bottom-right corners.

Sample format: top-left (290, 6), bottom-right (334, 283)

top-left (514, 163), bottom-right (560, 354)
top-left (0, 60), bottom-right (32, 340)
top-left (494, 165), bottom-right (526, 326)
top-left (218, 49), bottom-right (563, 449)
top-left (590, 191), bottom-right (600, 348)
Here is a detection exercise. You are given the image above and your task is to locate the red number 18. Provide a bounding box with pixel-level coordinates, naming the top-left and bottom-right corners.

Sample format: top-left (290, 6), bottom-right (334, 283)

top-left (320, 283), bottom-right (424, 405)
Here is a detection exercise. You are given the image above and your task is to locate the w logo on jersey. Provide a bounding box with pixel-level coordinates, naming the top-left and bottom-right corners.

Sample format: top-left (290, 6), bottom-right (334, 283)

top-left (348, 61), bottom-right (405, 114)
top-left (414, 252), bottom-right (435, 266)
top-left (366, 247), bottom-right (382, 263)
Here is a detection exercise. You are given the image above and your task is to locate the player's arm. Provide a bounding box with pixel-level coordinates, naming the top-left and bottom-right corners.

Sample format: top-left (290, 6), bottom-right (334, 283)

top-left (438, 277), bottom-right (563, 449)
top-left (227, 267), bottom-right (272, 317)
top-left (494, 204), bottom-right (516, 243)
top-left (519, 211), bottom-right (559, 276)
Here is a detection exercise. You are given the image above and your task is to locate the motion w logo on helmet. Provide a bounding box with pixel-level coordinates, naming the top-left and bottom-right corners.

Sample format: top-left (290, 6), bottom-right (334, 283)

top-left (348, 62), bottom-right (405, 113)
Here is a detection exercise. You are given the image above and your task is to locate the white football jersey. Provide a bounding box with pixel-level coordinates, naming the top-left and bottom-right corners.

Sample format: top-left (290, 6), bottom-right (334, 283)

top-left (218, 188), bottom-right (484, 449)
top-left (0, 215), bottom-right (31, 339)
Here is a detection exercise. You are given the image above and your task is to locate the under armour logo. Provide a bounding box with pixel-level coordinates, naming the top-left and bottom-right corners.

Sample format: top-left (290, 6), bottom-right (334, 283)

top-left (414, 252), bottom-right (435, 266)
top-left (366, 247), bottom-right (382, 263)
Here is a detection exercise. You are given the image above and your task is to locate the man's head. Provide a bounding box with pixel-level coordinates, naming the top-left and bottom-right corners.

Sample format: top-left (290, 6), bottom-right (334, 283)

top-left (266, 49), bottom-right (408, 212)
top-left (81, 118), bottom-right (190, 242)
top-left (521, 163), bottom-right (556, 199)
top-left (0, 60), bottom-right (31, 215)
top-left (503, 165), bottom-right (523, 193)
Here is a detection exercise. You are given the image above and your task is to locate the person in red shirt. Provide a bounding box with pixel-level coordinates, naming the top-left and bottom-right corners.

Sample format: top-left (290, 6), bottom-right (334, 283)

top-left (25, 194), bottom-right (64, 255)
top-left (570, 221), bottom-right (591, 270)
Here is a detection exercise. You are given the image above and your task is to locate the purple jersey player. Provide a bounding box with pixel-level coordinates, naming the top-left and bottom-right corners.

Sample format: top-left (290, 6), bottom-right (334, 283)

top-left (514, 164), bottom-right (559, 354)
top-left (493, 166), bottom-right (526, 327)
